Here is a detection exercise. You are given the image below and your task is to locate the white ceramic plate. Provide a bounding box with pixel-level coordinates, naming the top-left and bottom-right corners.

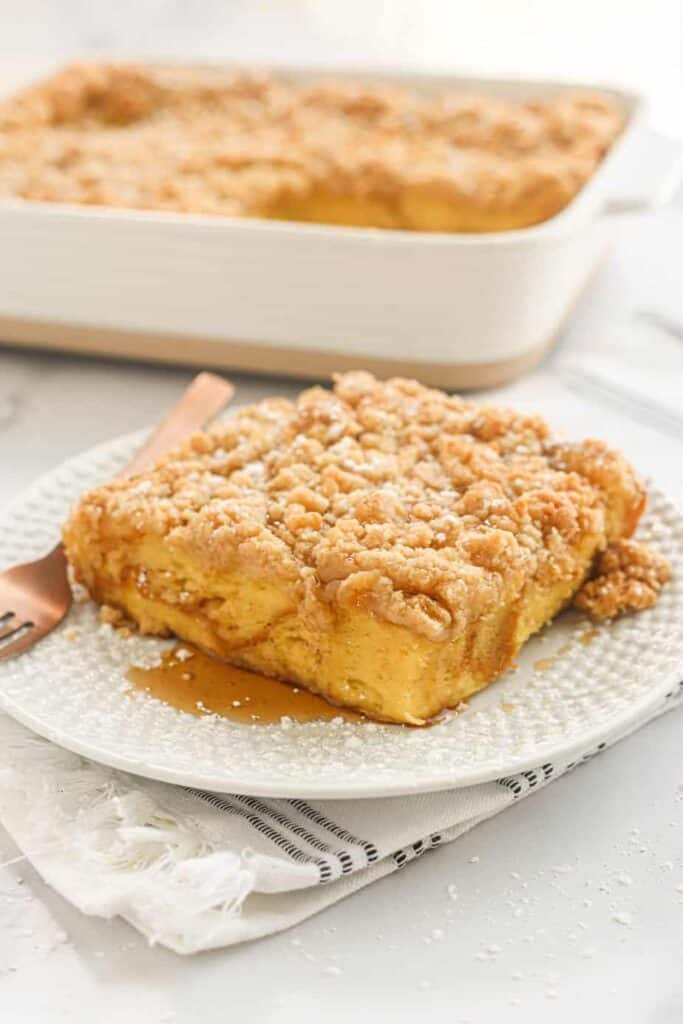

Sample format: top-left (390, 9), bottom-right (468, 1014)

top-left (0, 430), bottom-right (682, 799)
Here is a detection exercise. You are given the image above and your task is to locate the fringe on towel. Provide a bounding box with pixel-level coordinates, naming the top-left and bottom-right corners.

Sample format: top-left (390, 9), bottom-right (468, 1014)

top-left (0, 720), bottom-right (256, 949)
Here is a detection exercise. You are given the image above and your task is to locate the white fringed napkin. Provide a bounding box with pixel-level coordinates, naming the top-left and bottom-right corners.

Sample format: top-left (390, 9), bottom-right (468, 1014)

top-left (0, 687), bottom-right (680, 954)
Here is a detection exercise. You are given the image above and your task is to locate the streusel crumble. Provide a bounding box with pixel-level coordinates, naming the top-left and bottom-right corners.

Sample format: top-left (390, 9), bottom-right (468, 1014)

top-left (63, 373), bottom-right (666, 724)
top-left (574, 538), bottom-right (672, 620)
top-left (1, 63), bottom-right (624, 232)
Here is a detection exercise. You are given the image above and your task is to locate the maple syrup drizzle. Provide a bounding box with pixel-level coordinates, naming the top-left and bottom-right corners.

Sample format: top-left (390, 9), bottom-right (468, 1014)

top-left (532, 627), bottom-right (598, 673)
top-left (533, 656), bottom-right (556, 672)
top-left (127, 645), bottom-right (366, 724)
top-left (128, 624), bottom-right (604, 723)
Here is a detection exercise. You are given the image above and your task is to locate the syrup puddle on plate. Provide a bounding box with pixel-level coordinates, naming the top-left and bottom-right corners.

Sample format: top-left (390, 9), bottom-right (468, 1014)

top-left (532, 626), bottom-right (600, 673)
top-left (127, 645), bottom-right (366, 724)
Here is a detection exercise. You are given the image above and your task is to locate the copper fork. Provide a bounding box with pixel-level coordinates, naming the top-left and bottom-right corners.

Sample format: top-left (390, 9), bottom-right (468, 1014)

top-left (0, 371), bottom-right (234, 662)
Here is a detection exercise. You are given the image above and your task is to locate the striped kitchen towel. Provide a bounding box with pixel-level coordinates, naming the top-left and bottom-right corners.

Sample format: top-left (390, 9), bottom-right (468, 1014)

top-left (0, 685), bottom-right (680, 954)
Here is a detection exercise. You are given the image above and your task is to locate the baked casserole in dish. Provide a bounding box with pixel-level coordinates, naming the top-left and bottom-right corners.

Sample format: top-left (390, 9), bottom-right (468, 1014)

top-left (1, 63), bottom-right (678, 388)
top-left (0, 62), bottom-right (625, 233)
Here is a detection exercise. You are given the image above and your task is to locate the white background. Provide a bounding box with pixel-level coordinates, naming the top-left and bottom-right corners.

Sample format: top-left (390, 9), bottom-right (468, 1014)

top-left (2, 0), bottom-right (683, 127)
top-left (1, 3), bottom-right (682, 1022)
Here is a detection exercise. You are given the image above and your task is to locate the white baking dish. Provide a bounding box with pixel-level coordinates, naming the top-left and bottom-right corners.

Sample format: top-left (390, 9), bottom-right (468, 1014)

top-left (0, 65), bottom-right (681, 388)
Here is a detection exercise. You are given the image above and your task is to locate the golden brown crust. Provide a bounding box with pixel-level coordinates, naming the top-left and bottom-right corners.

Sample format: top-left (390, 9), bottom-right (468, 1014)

top-left (64, 372), bottom-right (648, 642)
top-left (0, 63), bottom-right (624, 230)
top-left (574, 538), bottom-right (671, 620)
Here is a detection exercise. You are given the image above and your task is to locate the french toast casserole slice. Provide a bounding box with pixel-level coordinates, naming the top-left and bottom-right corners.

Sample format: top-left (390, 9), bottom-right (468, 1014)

top-left (64, 372), bottom-right (658, 725)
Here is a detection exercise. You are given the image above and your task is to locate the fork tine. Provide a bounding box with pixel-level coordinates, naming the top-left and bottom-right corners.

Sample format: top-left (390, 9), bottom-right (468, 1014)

top-left (0, 615), bottom-right (30, 643)
top-left (0, 624), bottom-right (39, 661)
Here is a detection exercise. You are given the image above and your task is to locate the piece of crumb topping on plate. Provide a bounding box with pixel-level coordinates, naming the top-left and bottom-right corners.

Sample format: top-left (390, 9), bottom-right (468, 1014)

top-left (574, 538), bottom-right (672, 621)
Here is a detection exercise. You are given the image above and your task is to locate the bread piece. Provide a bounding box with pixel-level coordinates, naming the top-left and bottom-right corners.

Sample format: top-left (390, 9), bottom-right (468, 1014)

top-left (63, 373), bottom-right (649, 724)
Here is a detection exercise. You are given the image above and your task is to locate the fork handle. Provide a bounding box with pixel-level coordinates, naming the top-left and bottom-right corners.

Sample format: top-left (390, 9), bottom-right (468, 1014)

top-left (0, 373), bottom-right (234, 659)
top-left (117, 372), bottom-right (235, 480)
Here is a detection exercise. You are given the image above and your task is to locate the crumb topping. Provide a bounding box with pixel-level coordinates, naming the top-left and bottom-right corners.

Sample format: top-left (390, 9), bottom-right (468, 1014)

top-left (65, 372), bottom-right (648, 641)
top-left (574, 538), bottom-right (671, 621)
top-left (0, 63), bottom-right (624, 229)
top-left (98, 603), bottom-right (135, 636)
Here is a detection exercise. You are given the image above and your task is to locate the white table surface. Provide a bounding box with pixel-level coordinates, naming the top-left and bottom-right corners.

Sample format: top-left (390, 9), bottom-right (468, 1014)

top-left (0, 204), bottom-right (681, 1024)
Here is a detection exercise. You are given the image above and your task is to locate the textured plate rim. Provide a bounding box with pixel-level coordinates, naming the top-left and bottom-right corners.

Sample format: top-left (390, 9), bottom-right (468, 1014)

top-left (0, 430), bottom-right (681, 800)
top-left (0, 658), bottom-right (681, 800)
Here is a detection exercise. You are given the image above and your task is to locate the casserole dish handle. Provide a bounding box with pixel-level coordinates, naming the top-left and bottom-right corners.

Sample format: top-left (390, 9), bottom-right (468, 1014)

top-left (602, 127), bottom-right (683, 215)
